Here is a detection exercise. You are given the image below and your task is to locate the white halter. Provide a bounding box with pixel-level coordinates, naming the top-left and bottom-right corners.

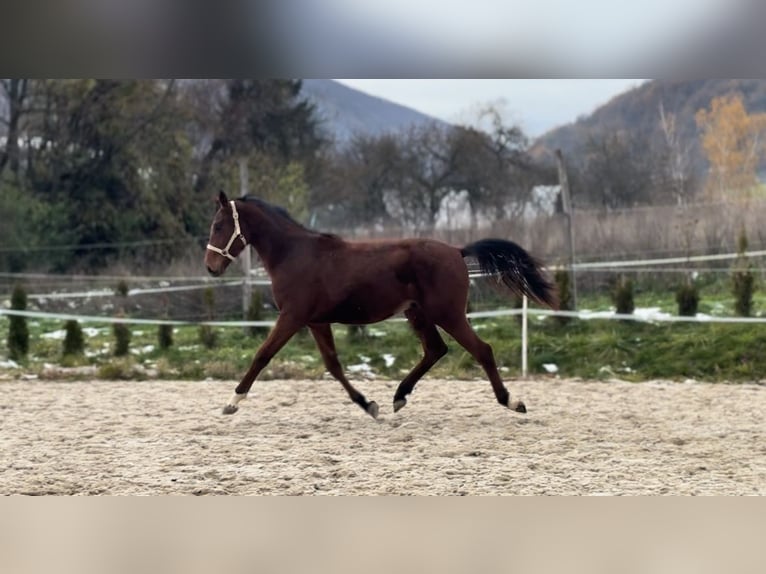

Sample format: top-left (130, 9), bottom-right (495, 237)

top-left (206, 200), bottom-right (247, 261)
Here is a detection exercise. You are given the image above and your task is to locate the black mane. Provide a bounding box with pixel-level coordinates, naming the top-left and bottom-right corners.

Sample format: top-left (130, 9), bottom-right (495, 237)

top-left (240, 196), bottom-right (338, 240)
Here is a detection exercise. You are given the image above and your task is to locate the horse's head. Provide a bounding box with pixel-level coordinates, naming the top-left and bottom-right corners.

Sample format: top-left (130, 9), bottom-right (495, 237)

top-left (204, 190), bottom-right (248, 277)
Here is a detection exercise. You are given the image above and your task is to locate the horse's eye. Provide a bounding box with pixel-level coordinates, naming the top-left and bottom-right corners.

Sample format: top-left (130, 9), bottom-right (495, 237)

top-left (214, 224), bottom-right (222, 233)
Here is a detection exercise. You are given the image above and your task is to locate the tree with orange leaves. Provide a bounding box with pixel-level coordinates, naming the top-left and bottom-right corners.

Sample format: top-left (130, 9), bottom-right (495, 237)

top-left (695, 93), bottom-right (766, 200)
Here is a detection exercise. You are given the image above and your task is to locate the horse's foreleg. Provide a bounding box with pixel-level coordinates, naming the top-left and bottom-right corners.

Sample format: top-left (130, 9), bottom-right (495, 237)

top-left (222, 315), bottom-right (302, 415)
top-left (437, 316), bottom-right (526, 413)
top-left (393, 307), bottom-right (448, 413)
top-left (309, 324), bottom-right (379, 419)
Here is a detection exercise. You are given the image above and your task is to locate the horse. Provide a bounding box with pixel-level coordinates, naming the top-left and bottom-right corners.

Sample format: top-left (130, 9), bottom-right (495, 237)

top-left (205, 191), bottom-right (558, 419)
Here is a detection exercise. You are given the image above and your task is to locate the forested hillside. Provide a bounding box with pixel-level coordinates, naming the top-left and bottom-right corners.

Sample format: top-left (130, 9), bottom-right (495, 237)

top-left (301, 79), bottom-right (447, 143)
top-left (534, 79), bottom-right (766, 207)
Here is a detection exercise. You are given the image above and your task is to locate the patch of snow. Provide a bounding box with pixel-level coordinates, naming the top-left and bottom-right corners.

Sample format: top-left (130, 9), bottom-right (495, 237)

top-left (542, 363), bottom-right (558, 373)
top-left (579, 307), bottom-right (674, 322)
top-left (0, 359), bottom-right (20, 369)
top-left (131, 345), bottom-right (155, 355)
top-left (382, 354), bottom-right (396, 367)
top-left (633, 307), bottom-right (672, 321)
top-left (348, 363), bottom-right (375, 378)
top-left (42, 329), bottom-right (67, 340)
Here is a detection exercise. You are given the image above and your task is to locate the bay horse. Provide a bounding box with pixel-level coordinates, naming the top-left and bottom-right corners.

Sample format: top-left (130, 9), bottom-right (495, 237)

top-left (205, 191), bottom-right (558, 419)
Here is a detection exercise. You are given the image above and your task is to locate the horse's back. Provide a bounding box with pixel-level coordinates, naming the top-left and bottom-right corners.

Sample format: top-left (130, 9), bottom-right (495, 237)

top-left (308, 237), bottom-right (469, 324)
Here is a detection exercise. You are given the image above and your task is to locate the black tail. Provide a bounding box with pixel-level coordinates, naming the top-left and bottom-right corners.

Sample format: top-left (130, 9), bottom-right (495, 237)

top-left (461, 238), bottom-right (558, 309)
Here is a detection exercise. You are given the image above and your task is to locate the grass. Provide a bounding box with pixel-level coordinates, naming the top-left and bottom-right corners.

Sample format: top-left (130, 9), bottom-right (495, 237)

top-left (2, 281), bottom-right (766, 383)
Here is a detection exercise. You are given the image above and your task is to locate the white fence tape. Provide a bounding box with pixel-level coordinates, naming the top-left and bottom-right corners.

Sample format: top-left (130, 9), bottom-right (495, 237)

top-left (570, 249), bottom-right (766, 270)
top-left (0, 308), bottom-right (276, 327)
top-left (3, 304), bottom-right (766, 326)
top-left (23, 279), bottom-right (273, 301)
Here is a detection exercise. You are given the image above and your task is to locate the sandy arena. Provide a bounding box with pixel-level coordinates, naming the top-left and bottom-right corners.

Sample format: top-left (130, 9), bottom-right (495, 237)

top-left (1, 377), bottom-right (764, 495)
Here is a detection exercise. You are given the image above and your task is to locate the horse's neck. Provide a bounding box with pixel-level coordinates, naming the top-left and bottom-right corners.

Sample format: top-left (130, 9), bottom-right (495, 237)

top-left (241, 204), bottom-right (311, 271)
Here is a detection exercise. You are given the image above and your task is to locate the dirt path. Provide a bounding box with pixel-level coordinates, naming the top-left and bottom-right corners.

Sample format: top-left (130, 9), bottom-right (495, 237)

top-left (1, 378), bottom-right (763, 495)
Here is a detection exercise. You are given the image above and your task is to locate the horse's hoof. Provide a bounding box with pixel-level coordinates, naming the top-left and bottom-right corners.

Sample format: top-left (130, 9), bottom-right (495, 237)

top-left (510, 400), bottom-right (527, 414)
top-left (366, 401), bottom-right (379, 419)
top-left (222, 404), bottom-right (239, 415)
top-left (393, 398), bottom-right (407, 413)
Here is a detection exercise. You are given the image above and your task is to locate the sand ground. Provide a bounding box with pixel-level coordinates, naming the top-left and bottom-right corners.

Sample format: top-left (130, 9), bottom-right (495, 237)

top-left (1, 377), bottom-right (763, 495)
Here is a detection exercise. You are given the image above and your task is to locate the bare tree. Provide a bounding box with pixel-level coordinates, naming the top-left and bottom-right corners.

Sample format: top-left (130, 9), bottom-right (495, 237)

top-left (394, 124), bottom-right (459, 232)
top-left (659, 101), bottom-right (694, 205)
top-left (579, 129), bottom-right (654, 210)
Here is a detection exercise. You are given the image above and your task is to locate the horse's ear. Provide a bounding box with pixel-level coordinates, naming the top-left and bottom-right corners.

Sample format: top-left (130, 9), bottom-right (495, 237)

top-left (218, 190), bottom-right (229, 209)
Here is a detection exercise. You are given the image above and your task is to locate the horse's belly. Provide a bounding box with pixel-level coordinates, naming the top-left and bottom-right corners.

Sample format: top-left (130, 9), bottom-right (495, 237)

top-left (316, 293), bottom-right (412, 324)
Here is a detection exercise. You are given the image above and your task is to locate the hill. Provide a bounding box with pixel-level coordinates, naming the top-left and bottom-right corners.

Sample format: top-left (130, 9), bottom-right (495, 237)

top-left (301, 79), bottom-right (449, 145)
top-left (533, 79), bottom-right (766, 171)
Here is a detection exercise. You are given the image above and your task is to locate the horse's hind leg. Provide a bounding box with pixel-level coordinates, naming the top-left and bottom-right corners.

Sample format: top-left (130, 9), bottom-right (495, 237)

top-left (309, 324), bottom-right (379, 419)
top-left (392, 306), bottom-right (448, 413)
top-left (437, 316), bottom-right (526, 413)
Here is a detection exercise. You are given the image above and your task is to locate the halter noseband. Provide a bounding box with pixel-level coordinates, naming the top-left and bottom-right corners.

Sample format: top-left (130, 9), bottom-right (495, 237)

top-left (206, 200), bottom-right (247, 261)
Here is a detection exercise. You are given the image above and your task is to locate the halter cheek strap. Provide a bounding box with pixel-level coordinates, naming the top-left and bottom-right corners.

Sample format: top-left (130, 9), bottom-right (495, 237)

top-left (206, 201), bottom-right (247, 261)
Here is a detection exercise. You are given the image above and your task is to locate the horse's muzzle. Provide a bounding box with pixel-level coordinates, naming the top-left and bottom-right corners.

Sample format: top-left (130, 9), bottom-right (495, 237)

top-left (206, 265), bottom-right (221, 277)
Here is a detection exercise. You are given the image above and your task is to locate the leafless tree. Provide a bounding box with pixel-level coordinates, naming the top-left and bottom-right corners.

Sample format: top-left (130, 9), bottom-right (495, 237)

top-left (659, 101), bottom-right (695, 206)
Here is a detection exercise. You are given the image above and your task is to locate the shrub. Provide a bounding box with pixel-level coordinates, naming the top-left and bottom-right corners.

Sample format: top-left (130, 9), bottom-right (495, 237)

top-left (732, 228), bottom-right (755, 317)
top-left (676, 281), bottom-right (700, 317)
top-left (612, 275), bottom-right (635, 316)
top-left (198, 324), bottom-right (218, 349)
top-left (113, 321), bottom-right (131, 356)
top-left (115, 280), bottom-right (129, 297)
top-left (7, 284), bottom-right (29, 360)
top-left (554, 268), bottom-right (573, 325)
top-left (158, 323), bottom-right (174, 350)
top-left (733, 270), bottom-right (755, 317)
top-left (63, 319), bottom-right (85, 356)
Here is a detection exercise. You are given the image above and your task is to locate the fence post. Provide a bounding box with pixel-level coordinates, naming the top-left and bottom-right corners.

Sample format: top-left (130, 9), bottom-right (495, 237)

top-left (521, 295), bottom-right (528, 378)
top-left (239, 157), bottom-right (252, 323)
top-left (556, 149), bottom-right (577, 310)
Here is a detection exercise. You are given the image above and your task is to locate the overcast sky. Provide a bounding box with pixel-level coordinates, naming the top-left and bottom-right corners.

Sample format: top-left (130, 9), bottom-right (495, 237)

top-left (266, 0), bottom-right (759, 77)
top-left (325, 0), bottom-right (734, 69)
top-left (335, 79), bottom-right (647, 136)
